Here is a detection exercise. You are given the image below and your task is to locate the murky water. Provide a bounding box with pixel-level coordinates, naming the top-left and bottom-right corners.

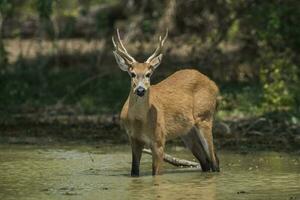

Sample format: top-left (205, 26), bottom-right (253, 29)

top-left (0, 144), bottom-right (299, 200)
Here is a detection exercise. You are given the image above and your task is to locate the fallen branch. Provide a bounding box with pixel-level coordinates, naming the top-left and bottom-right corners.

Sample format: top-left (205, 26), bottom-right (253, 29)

top-left (142, 148), bottom-right (200, 168)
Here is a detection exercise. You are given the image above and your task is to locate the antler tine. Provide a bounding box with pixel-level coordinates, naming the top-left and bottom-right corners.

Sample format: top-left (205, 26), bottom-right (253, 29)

top-left (116, 29), bottom-right (128, 53)
top-left (112, 36), bottom-right (117, 49)
top-left (113, 29), bottom-right (136, 62)
top-left (146, 29), bottom-right (168, 63)
top-left (162, 29), bottom-right (168, 45)
top-left (112, 29), bottom-right (136, 63)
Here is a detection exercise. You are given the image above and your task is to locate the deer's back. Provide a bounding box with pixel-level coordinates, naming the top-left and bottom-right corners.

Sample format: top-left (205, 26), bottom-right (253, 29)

top-left (154, 69), bottom-right (217, 92)
top-left (151, 69), bottom-right (219, 139)
top-left (152, 69), bottom-right (218, 103)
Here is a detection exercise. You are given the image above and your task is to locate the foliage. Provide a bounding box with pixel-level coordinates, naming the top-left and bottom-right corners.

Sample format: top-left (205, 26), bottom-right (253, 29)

top-left (35, 0), bottom-right (55, 37)
top-left (244, 0), bottom-right (300, 53)
top-left (36, 0), bottom-right (53, 19)
top-left (0, 0), bottom-right (13, 67)
top-left (0, 42), bottom-right (7, 67)
top-left (217, 83), bottom-right (263, 119)
top-left (260, 56), bottom-right (298, 111)
top-left (0, 61), bottom-right (130, 115)
top-left (237, 0), bottom-right (300, 111)
top-left (0, 0), bottom-right (13, 15)
top-left (0, 0), bottom-right (300, 118)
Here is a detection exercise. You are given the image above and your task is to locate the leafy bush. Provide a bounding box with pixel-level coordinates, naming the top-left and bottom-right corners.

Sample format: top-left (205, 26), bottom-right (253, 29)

top-left (260, 56), bottom-right (298, 111)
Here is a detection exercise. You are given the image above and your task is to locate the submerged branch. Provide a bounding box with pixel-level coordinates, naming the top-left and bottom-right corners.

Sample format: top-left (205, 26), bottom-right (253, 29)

top-left (142, 148), bottom-right (200, 168)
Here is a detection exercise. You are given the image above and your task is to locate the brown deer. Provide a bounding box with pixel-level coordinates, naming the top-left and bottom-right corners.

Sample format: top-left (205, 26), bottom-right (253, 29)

top-left (112, 29), bottom-right (220, 176)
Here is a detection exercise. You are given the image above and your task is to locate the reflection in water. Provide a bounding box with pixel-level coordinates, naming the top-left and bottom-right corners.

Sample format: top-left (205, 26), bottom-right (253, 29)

top-left (127, 173), bottom-right (216, 200)
top-left (148, 175), bottom-right (216, 200)
top-left (0, 144), bottom-right (299, 200)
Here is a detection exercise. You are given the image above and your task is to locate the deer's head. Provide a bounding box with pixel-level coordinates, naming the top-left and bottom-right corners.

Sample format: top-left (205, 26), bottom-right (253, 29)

top-left (112, 29), bottom-right (168, 97)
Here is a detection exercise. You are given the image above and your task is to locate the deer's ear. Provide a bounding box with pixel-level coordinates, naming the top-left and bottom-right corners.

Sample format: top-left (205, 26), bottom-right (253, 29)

top-left (113, 51), bottom-right (130, 71)
top-left (149, 54), bottom-right (163, 69)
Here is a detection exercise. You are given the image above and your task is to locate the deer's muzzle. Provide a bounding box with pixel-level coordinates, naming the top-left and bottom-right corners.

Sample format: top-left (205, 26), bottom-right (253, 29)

top-left (136, 86), bottom-right (146, 97)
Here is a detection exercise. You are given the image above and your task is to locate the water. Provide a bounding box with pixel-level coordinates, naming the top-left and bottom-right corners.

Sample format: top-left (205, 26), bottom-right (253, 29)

top-left (0, 144), bottom-right (299, 200)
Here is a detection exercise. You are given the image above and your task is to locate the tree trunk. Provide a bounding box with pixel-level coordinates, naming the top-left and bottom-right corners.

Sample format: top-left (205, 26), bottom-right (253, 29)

top-left (0, 12), bottom-right (8, 67)
top-left (157, 0), bottom-right (177, 34)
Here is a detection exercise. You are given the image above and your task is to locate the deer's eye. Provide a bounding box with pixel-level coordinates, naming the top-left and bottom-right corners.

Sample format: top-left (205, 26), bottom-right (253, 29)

top-left (145, 72), bottom-right (151, 78)
top-left (130, 73), bottom-right (136, 78)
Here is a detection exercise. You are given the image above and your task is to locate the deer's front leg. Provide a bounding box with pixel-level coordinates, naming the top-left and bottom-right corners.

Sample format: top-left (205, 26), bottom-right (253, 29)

top-left (151, 140), bottom-right (165, 176)
top-left (130, 138), bottom-right (145, 177)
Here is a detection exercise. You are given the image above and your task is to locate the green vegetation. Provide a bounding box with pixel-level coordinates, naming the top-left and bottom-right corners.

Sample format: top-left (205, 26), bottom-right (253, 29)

top-left (260, 56), bottom-right (298, 112)
top-left (0, 63), bottom-right (130, 115)
top-left (0, 0), bottom-right (299, 131)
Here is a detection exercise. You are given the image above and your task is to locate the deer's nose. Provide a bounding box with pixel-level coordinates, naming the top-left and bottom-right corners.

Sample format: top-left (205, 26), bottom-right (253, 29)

top-left (136, 86), bottom-right (145, 97)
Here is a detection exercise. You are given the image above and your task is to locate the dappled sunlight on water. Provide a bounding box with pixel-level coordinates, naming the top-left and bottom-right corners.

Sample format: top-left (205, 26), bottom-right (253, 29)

top-left (0, 145), bottom-right (299, 200)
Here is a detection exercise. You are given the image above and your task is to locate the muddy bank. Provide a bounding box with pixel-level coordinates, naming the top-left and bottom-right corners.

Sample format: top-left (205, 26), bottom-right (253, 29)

top-left (0, 114), bottom-right (125, 145)
top-left (0, 113), bottom-right (299, 151)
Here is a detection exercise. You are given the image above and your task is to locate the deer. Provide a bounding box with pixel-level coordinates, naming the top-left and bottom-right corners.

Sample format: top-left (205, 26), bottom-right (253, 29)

top-left (112, 29), bottom-right (220, 176)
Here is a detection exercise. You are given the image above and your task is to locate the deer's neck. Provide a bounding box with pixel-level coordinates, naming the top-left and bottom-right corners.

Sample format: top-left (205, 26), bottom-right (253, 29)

top-left (128, 88), bottom-right (151, 120)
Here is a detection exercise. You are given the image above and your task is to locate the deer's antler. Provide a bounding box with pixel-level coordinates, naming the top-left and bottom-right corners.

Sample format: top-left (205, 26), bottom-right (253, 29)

top-left (146, 30), bottom-right (168, 63)
top-left (112, 29), bottom-right (136, 63)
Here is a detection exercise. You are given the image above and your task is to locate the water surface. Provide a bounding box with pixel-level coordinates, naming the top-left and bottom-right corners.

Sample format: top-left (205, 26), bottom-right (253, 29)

top-left (0, 144), bottom-right (299, 200)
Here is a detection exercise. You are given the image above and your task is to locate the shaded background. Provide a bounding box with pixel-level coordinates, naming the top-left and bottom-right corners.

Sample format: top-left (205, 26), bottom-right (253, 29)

top-left (0, 0), bottom-right (299, 149)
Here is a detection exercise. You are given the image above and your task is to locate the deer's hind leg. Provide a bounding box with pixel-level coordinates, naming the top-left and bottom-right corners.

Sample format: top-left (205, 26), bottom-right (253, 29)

top-left (195, 120), bottom-right (220, 172)
top-left (181, 127), bottom-right (211, 171)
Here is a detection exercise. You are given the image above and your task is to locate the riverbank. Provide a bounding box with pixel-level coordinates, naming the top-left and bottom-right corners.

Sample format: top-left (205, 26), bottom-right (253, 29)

top-left (1, 112), bottom-right (299, 152)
